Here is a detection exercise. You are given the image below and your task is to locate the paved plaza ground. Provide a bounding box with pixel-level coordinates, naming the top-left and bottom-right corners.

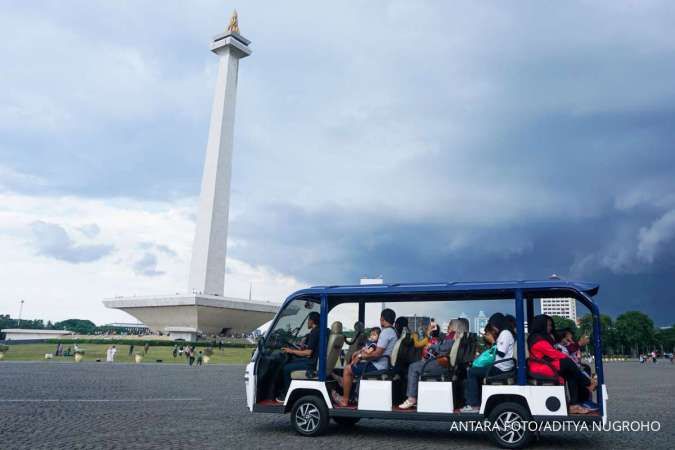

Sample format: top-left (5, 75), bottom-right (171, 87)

top-left (0, 361), bottom-right (672, 449)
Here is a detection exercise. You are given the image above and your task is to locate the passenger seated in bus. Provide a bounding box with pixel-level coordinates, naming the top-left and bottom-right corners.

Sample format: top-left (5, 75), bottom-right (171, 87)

top-left (363, 327), bottom-right (380, 353)
top-left (394, 316), bottom-right (409, 337)
top-left (398, 319), bottom-right (459, 409)
top-left (554, 328), bottom-right (573, 357)
top-left (275, 311), bottom-right (321, 402)
top-left (411, 319), bottom-right (441, 350)
top-left (555, 329), bottom-right (598, 410)
top-left (460, 324), bottom-right (509, 413)
top-left (527, 315), bottom-right (597, 414)
top-left (504, 314), bottom-right (517, 334)
top-left (332, 327), bottom-right (381, 387)
top-left (411, 320), bottom-right (440, 351)
top-left (345, 327), bottom-right (380, 365)
top-left (567, 334), bottom-right (592, 375)
top-left (331, 308), bottom-right (398, 407)
top-left (483, 313), bottom-right (515, 375)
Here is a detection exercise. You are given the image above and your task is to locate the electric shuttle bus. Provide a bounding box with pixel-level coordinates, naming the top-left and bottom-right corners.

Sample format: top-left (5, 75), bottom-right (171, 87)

top-left (245, 280), bottom-right (608, 448)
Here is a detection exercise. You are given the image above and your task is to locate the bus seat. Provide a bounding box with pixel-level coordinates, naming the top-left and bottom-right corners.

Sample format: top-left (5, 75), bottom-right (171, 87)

top-left (420, 332), bottom-right (466, 382)
top-left (291, 322), bottom-right (344, 380)
top-left (526, 357), bottom-right (563, 386)
top-left (325, 321), bottom-right (346, 373)
top-left (344, 321), bottom-right (366, 363)
top-left (449, 332), bottom-right (465, 367)
top-left (483, 358), bottom-right (517, 385)
top-left (361, 328), bottom-right (408, 380)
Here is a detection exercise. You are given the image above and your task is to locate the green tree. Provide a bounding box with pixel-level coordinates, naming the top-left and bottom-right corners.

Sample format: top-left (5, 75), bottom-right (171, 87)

top-left (53, 319), bottom-right (97, 335)
top-left (578, 313), bottom-right (617, 354)
top-left (654, 326), bottom-right (675, 354)
top-left (615, 311), bottom-right (655, 357)
top-left (0, 315), bottom-right (46, 330)
top-left (550, 315), bottom-right (577, 335)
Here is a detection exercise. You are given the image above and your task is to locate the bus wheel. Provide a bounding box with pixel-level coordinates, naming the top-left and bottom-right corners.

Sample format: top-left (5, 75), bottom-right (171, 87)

top-left (291, 395), bottom-right (329, 437)
top-left (332, 416), bottom-right (360, 426)
top-left (487, 402), bottom-right (533, 449)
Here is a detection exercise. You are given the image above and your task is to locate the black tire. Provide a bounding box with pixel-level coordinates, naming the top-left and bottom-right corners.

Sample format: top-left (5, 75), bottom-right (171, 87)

top-left (290, 395), bottom-right (329, 437)
top-left (487, 402), bottom-right (533, 449)
top-left (332, 416), bottom-right (360, 426)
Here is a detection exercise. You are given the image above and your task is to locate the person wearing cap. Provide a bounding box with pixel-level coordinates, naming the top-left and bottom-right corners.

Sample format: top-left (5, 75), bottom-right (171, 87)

top-left (277, 311), bottom-right (321, 402)
top-left (331, 308), bottom-right (398, 407)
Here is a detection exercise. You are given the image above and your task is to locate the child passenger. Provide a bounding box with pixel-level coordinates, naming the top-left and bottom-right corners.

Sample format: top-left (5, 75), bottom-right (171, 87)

top-left (364, 327), bottom-right (380, 352)
top-left (353, 327), bottom-right (380, 361)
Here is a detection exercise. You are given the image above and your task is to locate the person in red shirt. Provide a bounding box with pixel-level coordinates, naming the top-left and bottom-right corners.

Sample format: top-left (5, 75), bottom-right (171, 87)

top-left (527, 315), bottom-right (597, 414)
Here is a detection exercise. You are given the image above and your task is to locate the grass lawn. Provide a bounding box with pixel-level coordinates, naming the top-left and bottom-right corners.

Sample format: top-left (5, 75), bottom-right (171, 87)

top-left (0, 343), bottom-right (254, 364)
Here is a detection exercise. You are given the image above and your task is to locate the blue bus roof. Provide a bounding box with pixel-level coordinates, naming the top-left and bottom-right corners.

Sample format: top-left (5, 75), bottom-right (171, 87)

top-left (294, 279), bottom-right (599, 298)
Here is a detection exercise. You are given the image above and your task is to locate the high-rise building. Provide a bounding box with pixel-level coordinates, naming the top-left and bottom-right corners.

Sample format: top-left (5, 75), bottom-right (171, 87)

top-left (539, 274), bottom-right (578, 322)
top-left (540, 297), bottom-right (577, 322)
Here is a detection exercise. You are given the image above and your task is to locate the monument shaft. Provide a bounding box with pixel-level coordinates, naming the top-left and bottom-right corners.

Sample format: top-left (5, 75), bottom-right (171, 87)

top-left (188, 33), bottom-right (251, 296)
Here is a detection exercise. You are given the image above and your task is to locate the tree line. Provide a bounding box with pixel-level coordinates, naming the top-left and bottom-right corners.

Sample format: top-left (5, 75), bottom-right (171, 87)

top-left (2, 311), bottom-right (674, 356)
top-left (550, 311), bottom-right (674, 356)
top-left (0, 315), bottom-right (97, 336)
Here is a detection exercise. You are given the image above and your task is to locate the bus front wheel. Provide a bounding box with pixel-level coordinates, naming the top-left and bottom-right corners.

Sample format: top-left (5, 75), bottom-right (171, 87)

top-left (487, 402), bottom-right (533, 449)
top-left (290, 395), bottom-right (329, 437)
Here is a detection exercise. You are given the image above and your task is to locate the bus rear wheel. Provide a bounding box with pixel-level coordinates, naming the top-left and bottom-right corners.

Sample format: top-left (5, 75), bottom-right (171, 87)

top-left (487, 402), bottom-right (533, 449)
top-left (290, 395), bottom-right (329, 437)
top-left (332, 416), bottom-right (360, 426)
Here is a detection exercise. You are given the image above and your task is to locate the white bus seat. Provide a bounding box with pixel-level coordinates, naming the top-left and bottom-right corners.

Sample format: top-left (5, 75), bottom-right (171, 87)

top-left (291, 322), bottom-right (345, 380)
top-left (420, 332), bottom-right (465, 382)
top-left (344, 321), bottom-right (366, 363)
top-left (361, 327), bottom-right (408, 380)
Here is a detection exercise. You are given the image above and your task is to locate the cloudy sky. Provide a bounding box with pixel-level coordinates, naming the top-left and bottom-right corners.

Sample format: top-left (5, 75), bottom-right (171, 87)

top-left (1, 1), bottom-right (674, 325)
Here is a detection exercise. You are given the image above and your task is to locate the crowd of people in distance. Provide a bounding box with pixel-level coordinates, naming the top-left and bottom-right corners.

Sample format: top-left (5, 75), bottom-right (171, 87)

top-left (273, 308), bottom-right (602, 415)
top-left (639, 351), bottom-right (673, 364)
top-left (173, 344), bottom-right (205, 366)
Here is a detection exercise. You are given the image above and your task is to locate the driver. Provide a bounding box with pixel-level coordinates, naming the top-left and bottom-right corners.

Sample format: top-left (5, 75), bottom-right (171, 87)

top-left (276, 311), bottom-right (321, 402)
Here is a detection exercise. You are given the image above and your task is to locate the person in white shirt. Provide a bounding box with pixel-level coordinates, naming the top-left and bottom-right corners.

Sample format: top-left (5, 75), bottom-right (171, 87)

top-left (461, 313), bottom-right (515, 413)
top-left (106, 345), bottom-right (117, 362)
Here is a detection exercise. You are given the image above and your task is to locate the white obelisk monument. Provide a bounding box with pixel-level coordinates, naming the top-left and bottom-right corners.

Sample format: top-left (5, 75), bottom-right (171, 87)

top-left (188, 11), bottom-right (251, 296)
top-left (104, 15), bottom-right (276, 340)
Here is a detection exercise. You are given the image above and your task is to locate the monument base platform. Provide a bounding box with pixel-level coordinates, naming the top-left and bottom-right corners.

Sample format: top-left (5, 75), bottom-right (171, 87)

top-left (103, 294), bottom-right (278, 339)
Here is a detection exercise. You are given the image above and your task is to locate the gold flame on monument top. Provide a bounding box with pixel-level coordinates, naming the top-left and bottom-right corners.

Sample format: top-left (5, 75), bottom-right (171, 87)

top-left (227, 10), bottom-right (240, 34)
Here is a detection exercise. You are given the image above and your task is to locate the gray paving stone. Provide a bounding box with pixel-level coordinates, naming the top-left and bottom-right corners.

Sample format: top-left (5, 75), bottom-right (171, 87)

top-left (0, 361), bottom-right (672, 449)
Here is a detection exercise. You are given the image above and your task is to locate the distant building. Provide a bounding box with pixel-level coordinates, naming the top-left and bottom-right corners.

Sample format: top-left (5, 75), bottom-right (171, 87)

top-left (540, 274), bottom-right (577, 322)
top-left (540, 297), bottom-right (577, 322)
top-left (474, 311), bottom-right (488, 335)
top-left (1, 329), bottom-right (75, 341)
top-left (402, 315), bottom-right (432, 333)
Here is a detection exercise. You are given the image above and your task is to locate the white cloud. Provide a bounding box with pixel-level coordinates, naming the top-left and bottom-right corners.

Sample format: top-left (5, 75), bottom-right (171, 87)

top-left (637, 209), bottom-right (675, 263)
top-left (30, 220), bottom-right (113, 263)
top-left (0, 191), bottom-right (305, 323)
